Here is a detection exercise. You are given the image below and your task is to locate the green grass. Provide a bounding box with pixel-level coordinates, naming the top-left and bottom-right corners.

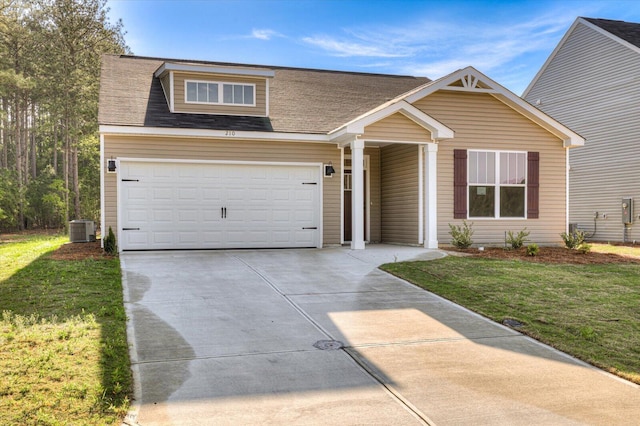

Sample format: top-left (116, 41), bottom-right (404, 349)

top-left (381, 253), bottom-right (640, 384)
top-left (0, 233), bottom-right (131, 425)
top-left (591, 242), bottom-right (640, 258)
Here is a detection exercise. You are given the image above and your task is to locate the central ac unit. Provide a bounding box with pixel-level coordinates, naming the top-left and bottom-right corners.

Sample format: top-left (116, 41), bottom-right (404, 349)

top-left (69, 220), bottom-right (96, 243)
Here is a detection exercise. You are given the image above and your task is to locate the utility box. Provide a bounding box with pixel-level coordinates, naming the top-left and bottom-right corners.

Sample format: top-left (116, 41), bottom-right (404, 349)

top-left (69, 220), bottom-right (96, 243)
top-left (622, 198), bottom-right (633, 224)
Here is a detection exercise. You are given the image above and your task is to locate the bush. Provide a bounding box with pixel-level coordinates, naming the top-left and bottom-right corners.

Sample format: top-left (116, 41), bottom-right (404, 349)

top-left (578, 243), bottom-right (591, 254)
top-left (448, 221), bottom-right (474, 249)
top-left (561, 230), bottom-right (586, 250)
top-left (506, 228), bottom-right (530, 249)
top-left (103, 227), bottom-right (117, 255)
top-left (526, 243), bottom-right (539, 256)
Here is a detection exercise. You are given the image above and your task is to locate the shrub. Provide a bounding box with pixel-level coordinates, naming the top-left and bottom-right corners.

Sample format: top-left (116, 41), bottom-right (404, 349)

top-left (578, 243), bottom-right (591, 254)
top-left (103, 227), bottom-right (117, 255)
top-left (506, 228), bottom-right (530, 249)
top-left (448, 221), bottom-right (474, 249)
top-left (560, 230), bottom-right (586, 250)
top-left (526, 243), bottom-right (539, 257)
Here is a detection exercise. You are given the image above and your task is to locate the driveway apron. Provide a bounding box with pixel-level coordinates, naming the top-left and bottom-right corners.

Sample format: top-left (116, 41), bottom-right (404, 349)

top-left (121, 246), bottom-right (640, 425)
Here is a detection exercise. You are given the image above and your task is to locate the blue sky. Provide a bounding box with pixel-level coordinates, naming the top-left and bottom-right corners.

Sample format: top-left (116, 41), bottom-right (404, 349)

top-left (107, 0), bottom-right (640, 95)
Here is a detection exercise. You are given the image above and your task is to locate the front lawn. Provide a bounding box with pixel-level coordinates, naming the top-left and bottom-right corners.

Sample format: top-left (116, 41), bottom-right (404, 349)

top-left (0, 233), bottom-right (131, 425)
top-left (381, 245), bottom-right (640, 384)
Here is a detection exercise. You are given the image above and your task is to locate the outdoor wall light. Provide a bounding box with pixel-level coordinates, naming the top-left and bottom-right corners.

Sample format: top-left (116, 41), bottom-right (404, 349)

top-left (324, 161), bottom-right (335, 177)
top-left (107, 158), bottom-right (117, 173)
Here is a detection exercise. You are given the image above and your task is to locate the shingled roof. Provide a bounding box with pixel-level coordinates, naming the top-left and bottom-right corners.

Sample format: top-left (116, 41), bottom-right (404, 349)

top-left (583, 17), bottom-right (640, 49)
top-left (99, 55), bottom-right (430, 134)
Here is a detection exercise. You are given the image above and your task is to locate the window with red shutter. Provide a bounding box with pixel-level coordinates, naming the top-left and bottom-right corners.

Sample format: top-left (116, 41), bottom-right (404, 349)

top-left (453, 149), bottom-right (467, 219)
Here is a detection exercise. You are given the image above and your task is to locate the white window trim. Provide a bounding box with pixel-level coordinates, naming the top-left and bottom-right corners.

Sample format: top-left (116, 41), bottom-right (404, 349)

top-left (184, 79), bottom-right (257, 107)
top-left (467, 149), bottom-right (528, 220)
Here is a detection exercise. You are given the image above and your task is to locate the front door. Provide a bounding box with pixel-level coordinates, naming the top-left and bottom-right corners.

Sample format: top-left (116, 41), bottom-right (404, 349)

top-left (343, 156), bottom-right (368, 242)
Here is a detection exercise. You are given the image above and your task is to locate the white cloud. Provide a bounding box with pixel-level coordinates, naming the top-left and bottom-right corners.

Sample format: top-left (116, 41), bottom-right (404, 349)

top-left (302, 35), bottom-right (413, 58)
top-left (300, 6), bottom-right (580, 92)
top-left (251, 29), bottom-right (281, 40)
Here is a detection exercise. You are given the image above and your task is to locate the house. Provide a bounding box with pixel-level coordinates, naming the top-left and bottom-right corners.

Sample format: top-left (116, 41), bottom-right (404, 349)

top-left (524, 17), bottom-right (640, 243)
top-left (98, 55), bottom-right (583, 252)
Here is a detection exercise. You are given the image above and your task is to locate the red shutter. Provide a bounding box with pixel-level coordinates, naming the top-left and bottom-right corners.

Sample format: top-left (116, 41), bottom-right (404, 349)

top-left (527, 152), bottom-right (539, 219)
top-left (453, 149), bottom-right (467, 219)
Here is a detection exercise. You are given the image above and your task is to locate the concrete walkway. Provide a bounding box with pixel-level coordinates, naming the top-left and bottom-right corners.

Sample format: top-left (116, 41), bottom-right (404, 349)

top-left (121, 246), bottom-right (639, 425)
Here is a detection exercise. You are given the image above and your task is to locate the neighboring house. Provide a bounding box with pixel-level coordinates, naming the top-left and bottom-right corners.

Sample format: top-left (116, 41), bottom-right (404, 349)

top-left (524, 17), bottom-right (640, 242)
top-left (99, 55), bottom-right (583, 252)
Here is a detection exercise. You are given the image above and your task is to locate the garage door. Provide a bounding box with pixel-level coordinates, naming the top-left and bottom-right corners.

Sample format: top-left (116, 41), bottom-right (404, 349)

top-left (119, 161), bottom-right (321, 250)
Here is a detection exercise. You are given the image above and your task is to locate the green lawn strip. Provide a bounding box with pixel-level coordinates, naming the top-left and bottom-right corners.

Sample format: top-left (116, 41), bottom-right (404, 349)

top-left (0, 235), bottom-right (131, 425)
top-left (381, 256), bottom-right (640, 384)
top-left (591, 243), bottom-right (640, 259)
top-left (1, 234), bottom-right (68, 281)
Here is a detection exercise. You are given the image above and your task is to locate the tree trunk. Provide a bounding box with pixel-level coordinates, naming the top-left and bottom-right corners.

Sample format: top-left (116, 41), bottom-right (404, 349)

top-left (63, 118), bottom-right (69, 222)
top-left (73, 143), bottom-right (80, 218)
top-left (30, 102), bottom-right (36, 180)
top-left (0, 98), bottom-right (5, 169)
top-left (15, 96), bottom-right (24, 230)
top-left (53, 121), bottom-right (58, 174)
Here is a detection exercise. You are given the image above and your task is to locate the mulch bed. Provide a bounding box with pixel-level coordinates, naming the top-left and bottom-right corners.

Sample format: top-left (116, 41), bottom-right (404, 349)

top-left (445, 246), bottom-right (640, 264)
top-left (4, 230), bottom-right (639, 264)
top-left (48, 241), bottom-right (112, 261)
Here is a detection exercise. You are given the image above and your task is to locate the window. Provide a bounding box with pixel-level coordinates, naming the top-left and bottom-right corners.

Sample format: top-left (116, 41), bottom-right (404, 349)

top-left (468, 151), bottom-right (527, 218)
top-left (185, 80), bottom-right (255, 106)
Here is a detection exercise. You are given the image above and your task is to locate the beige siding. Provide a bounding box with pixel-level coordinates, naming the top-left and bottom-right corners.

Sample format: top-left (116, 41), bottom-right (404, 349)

top-left (525, 22), bottom-right (640, 242)
top-left (103, 136), bottom-right (340, 245)
top-left (414, 90), bottom-right (566, 246)
top-left (380, 144), bottom-right (420, 244)
top-left (363, 112), bottom-right (432, 142)
top-left (172, 72), bottom-right (267, 116)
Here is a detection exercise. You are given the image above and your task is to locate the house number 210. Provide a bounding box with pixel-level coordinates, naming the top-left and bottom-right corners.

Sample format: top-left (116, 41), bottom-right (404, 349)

top-left (225, 131), bottom-right (236, 136)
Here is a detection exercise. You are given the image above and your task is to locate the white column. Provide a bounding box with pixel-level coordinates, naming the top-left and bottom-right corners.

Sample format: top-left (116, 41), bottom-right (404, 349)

top-left (424, 143), bottom-right (438, 249)
top-left (351, 138), bottom-right (365, 250)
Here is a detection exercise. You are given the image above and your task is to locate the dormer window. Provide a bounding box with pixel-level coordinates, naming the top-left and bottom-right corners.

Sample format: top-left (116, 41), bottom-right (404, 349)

top-left (185, 80), bottom-right (255, 106)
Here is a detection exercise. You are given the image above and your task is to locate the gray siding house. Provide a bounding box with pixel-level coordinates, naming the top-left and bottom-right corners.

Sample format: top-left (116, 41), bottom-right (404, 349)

top-left (524, 17), bottom-right (640, 242)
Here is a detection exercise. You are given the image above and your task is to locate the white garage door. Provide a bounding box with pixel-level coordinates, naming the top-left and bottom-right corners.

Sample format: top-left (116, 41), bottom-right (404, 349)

top-left (119, 161), bottom-right (321, 250)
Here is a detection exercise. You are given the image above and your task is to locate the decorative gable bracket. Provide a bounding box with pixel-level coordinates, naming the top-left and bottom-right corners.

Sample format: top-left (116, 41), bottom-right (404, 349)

top-left (461, 73), bottom-right (479, 89)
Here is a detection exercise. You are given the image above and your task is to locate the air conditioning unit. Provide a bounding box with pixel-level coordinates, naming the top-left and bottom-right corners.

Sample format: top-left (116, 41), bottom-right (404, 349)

top-left (69, 220), bottom-right (96, 243)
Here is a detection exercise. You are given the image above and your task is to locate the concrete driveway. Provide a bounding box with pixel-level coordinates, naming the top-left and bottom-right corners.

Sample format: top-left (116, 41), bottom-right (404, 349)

top-left (121, 246), bottom-right (640, 425)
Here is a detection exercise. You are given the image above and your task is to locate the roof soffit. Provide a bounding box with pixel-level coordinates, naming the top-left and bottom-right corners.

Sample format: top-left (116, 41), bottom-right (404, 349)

top-left (154, 62), bottom-right (275, 79)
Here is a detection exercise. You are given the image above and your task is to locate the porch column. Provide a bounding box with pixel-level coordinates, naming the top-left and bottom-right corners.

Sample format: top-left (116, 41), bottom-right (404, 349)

top-left (351, 138), bottom-right (365, 250)
top-left (424, 143), bottom-right (438, 249)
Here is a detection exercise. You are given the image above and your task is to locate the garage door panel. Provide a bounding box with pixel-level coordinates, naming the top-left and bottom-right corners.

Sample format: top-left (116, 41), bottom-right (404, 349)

top-left (226, 188), bottom-right (246, 202)
top-left (152, 188), bottom-right (173, 201)
top-left (126, 209), bottom-right (149, 222)
top-left (203, 188), bottom-right (223, 201)
top-left (153, 210), bottom-right (173, 222)
top-left (203, 231), bottom-right (223, 243)
top-left (120, 162), bottom-right (320, 250)
top-left (127, 231), bottom-right (148, 245)
top-left (178, 210), bottom-right (198, 223)
top-left (203, 210), bottom-right (222, 222)
top-left (126, 187), bottom-right (149, 201)
top-left (177, 232), bottom-right (199, 244)
top-left (153, 232), bottom-right (173, 244)
top-left (177, 188), bottom-right (198, 201)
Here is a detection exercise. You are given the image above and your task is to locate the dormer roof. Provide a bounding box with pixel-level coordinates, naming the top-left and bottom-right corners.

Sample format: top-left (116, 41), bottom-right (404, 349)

top-left (98, 55), bottom-right (430, 134)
